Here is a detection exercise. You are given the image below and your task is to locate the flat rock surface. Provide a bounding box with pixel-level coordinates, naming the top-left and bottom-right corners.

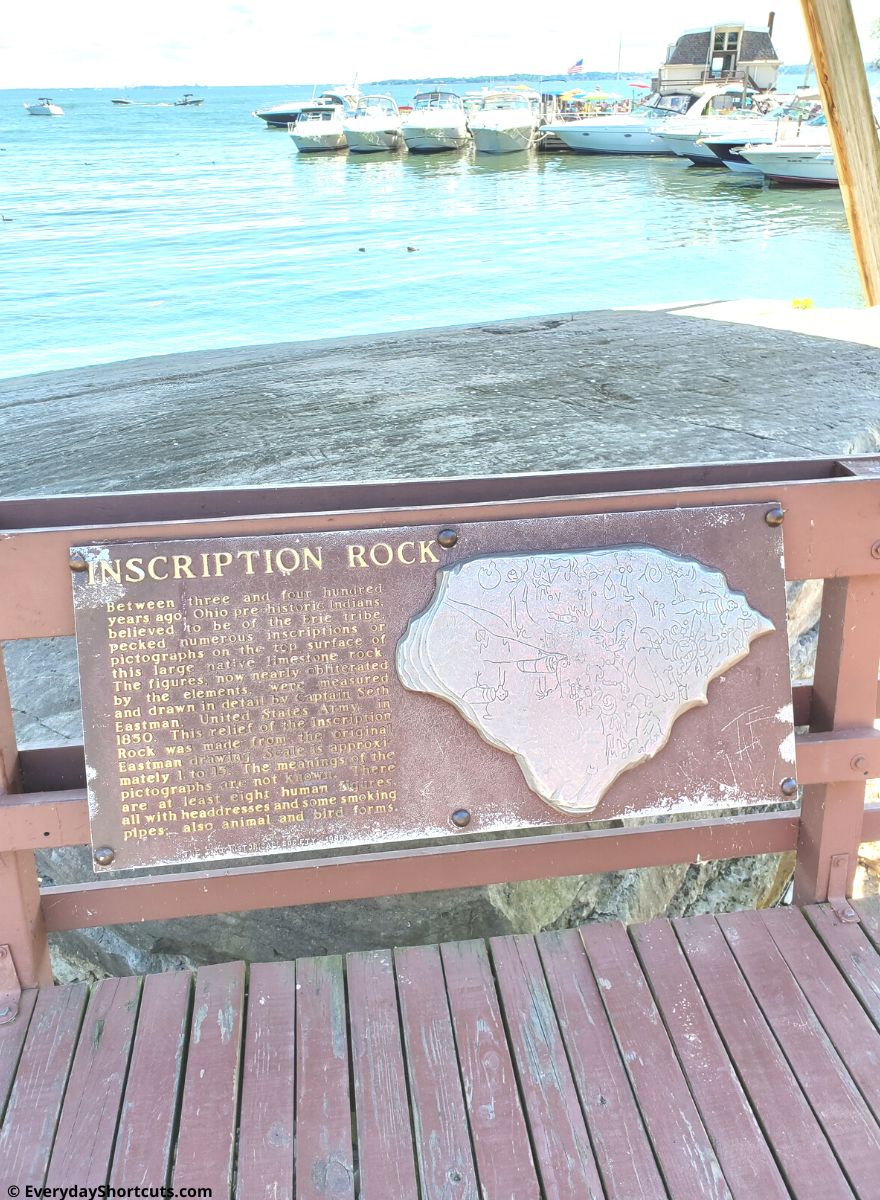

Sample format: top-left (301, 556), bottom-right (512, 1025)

top-left (1, 305), bottom-right (879, 501)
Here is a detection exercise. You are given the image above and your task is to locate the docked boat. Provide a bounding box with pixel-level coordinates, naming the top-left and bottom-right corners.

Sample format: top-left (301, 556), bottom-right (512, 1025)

top-left (289, 102), bottom-right (350, 152)
top-left (174, 94), bottom-right (203, 106)
top-left (24, 98), bottom-right (63, 116)
top-left (738, 143), bottom-right (838, 185)
top-left (343, 95), bottom-right (403, 153)
top-left (656, 107), bottom-right (793, 166)
top-left (540, 84), bottom-right (758, 156)
top-left (401, 91), bottom-right (470, 153)
top-left (703, 112), bottom-right (831, 175)
top-left (466, 89), bottom-right (541, 154)
top-left (254, 87), bottom-right (360, 128)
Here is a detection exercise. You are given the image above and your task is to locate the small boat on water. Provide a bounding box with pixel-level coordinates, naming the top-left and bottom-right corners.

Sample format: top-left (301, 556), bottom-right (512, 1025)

top-left (738, 143), bottom-right (838, 185)
top-left (174, 94), bottom-right (203, 107)
top-left (111, 98), bottom-right (133, 106)
top-left (289, 101), bottom-right (351, 152)
top-left (343, 95), bottom-right (403, 153)
top-left (466, 89), bottom-right (541, 154)
top-left (401, 91), bottom-right (470, 153)
top-left (255, 87), bottom-right (360, 128)
top-left (24, 97), bottom-right (63, 116)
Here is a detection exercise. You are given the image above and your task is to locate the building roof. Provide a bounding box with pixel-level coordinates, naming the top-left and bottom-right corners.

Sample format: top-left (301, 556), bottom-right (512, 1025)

top-left (666, 28), bottom-right (779, 66)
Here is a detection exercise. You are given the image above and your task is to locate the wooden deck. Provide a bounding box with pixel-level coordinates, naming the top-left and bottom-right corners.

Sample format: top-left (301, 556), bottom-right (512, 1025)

top-left (3, 902), bottom-right (880, 1198)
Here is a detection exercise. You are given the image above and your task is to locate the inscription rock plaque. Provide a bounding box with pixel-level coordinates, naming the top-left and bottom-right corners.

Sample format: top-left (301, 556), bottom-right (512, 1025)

top-left (397, 549), bottom-right (773, 814)
top-left (71, 505), bottom-right (793, 872)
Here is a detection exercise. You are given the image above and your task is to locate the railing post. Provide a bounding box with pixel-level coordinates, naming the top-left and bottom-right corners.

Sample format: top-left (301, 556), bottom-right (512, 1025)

top-left (794, 576), bottom-right (880, 905)
top-left (0, 649), bottom-right (52, 986)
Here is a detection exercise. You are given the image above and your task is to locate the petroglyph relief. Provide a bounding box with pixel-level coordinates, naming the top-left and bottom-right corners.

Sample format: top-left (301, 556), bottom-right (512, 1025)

top-left (396, 548), bottom-right (774, 815)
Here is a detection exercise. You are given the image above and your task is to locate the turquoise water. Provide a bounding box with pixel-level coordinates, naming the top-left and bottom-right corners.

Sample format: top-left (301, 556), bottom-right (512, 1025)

top-left (0, 77), bottom-right (863, 380)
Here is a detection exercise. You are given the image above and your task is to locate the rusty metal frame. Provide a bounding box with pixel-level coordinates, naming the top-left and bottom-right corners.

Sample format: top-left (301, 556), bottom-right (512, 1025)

top-left (1, 455), bottom-right (880, 985)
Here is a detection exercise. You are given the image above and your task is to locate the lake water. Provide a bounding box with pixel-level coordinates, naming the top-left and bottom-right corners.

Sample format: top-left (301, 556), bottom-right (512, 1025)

top-left (0, 76), bottom-right (864, 380)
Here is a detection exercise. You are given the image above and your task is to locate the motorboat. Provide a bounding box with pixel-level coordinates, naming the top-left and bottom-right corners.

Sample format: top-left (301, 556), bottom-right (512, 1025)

top-left (466, 89), bottom-right (541, 154)
top-left (289, 102), bottom-right (350, 152)
top-left (111, 98), bottom-right (133, 106)
top-left (343, 95), bottom-right (403, 153)
top-left (254, 87), bottom-right (360, 128)
top-left (737, 143), bottom-right (838, 185)
top-left (655, 108), bottom-right (792, 166)
top-left (174, 94), bottom-right (203, 106)
top-left (540, 84), bottom-right (759, 156)
top-left (24, 98), bottom-right (63, 116)
top-left (703, 112), bottom-right (832, 176)
top-left (401, 91), bottom-right (470, 153)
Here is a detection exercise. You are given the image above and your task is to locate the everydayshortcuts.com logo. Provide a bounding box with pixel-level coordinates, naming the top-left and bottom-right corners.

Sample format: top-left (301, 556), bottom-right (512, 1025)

top-left (6, 1188), bottom-right (212, 1199)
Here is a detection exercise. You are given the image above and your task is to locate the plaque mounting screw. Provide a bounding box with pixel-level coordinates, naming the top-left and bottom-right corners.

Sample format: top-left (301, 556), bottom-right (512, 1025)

top-left (851, 755), bottom-right (868, 774)
top-left (93, 846), bottom-right (116, 867)
top-left (780, 778), bottom-right (798, 797)
top-left (68, 552), bottom-right (88, 572)
top-left (871, 541), bottom-right (880, 560)
top-left (437, 529), bottom-right (459, 549)
top-left (764, 506), bottom-right (785, 527)
top-left (451, 809), bottom-right (471, 828)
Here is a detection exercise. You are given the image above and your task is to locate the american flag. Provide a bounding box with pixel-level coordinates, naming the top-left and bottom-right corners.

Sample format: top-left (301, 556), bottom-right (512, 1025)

top-left (567, 58), bottom-right (585, 74)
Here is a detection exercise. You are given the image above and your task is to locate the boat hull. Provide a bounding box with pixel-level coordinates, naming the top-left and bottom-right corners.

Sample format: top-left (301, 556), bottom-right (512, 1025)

top-left (542, 122), bottom-right (674, 155)
top-left (291, 130), bottom-right (348, 152)
top-left (402, 124), bottom-right (470, 153)
top-left (344, 126), bottom-right (403, 153)
top-left (469, 123), bottom-right (535, 154)
top-left (740, 148), bottom-right (838, 185)
top-left (25, 103), bottom-right (63, 116)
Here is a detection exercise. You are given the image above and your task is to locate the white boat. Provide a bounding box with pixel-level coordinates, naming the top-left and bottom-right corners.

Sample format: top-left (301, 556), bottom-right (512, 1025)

top-left (289, 102), bottom-right (349, 152)
top-left (466, 90), bottom-right (541, 154)
top-left (738, 143), bottom-right (838, 185)
top-left (656, 109), bottom-right (792, 166)
top-left (703, 112), bottom-right (831, 175)
top-left (255, 87), bottom-right (360, 128)
top-left (401, 91), bottom-right (470, 153)
top-left (343, 95), bottom-right (403, 153)
top-left (541, 84), bottom-right (758, 156)
top-left (24, 97), bottom-right (63, 116)
top-left (174, 94), bottom-right (204, 107)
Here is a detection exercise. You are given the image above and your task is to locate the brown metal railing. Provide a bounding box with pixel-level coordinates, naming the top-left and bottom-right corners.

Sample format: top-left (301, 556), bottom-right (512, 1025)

top-left (2, 455), bottom-right (880, 986)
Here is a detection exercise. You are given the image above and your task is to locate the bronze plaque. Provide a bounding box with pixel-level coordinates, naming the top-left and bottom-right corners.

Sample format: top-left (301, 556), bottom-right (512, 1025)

top-left (71, 505), bottom-right (793, 872)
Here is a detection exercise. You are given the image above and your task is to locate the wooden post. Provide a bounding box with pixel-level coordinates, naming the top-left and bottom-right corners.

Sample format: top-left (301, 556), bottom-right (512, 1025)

top-left (0, 649), bottom-right (52, 986)
top-left (799, 0), bottom-right (880, 304)
top-left (793, 575), bottom-right (880, 904)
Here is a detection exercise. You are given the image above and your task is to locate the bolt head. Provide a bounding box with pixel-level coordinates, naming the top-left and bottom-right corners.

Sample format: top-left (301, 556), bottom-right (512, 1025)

top-left (872, 541), bottom-right (880, 561)
top-left (451, 809), bottom-right (471, 828)
top-left (852, 755), bottom-right (868, 773)
top-left (437, 529), bottom-right (459, 549)
top-left (69, 551), bottom-right (88, 572)
top-left (764, 506), bottom-right (785, 527)
top-left (0, 1007), bottom-right (11, 1019)
top-left (780, 777), bottom-right (798, 797)
top-left (93, 845), bottom-right (116, 867)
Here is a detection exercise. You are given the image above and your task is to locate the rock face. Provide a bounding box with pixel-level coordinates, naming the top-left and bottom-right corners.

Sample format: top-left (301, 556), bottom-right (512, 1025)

top-left (398, 548), bottom-right (773, 815)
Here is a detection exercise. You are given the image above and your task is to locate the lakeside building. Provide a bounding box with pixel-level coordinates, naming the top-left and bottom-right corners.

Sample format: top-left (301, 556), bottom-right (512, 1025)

top-left (654, 22), bottom-right (781, 95)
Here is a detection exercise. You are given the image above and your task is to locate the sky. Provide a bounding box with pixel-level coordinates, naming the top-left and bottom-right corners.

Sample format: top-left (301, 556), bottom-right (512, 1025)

top-left (1, 2), bottom-right (878, 88)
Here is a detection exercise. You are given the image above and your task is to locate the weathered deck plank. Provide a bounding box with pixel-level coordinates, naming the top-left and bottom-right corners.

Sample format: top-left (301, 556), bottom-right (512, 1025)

top-left (630, 918), bottom-right (789, 1200)
top-left (441, 938), bottom-right (541, 1200)
top-left (347, 949), bottom-right (419, 1200)
top-left (236, 962), bottom-right (296, 1200)
top-left (295, 955), bottom-right (354, 1200)
top-left (111, 971), bottom-right (190, 1187)
top-left (675, 914), bottom-right (853, 1200)
top-left (0, 988), bottom-right (36, 1118)
top-left (395, 943), bottom-right (479, 1200)
top-left (537, 928), bottom-right (667, 1200)
top-left (806, 902), bottom-right (880, 1027)
top-left (581, 921), bottom-right (731, 1200)
top-left (173, 961), bottom-right (246, 1199)
top-left (0, 982), bottom-right (88, 1184)
top-left (46, 975), bottom-right (140, 1186)
top-left (719, 910), bottom-right (880, 1199)
top-left (490, 933), bottom-right (604, 1200)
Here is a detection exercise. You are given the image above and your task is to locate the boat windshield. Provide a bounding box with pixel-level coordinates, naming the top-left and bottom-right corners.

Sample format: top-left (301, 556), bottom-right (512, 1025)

top-left (355, 95), bottom-right (398, 117)
top-left (413, 92), bottom-right (462, 110)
